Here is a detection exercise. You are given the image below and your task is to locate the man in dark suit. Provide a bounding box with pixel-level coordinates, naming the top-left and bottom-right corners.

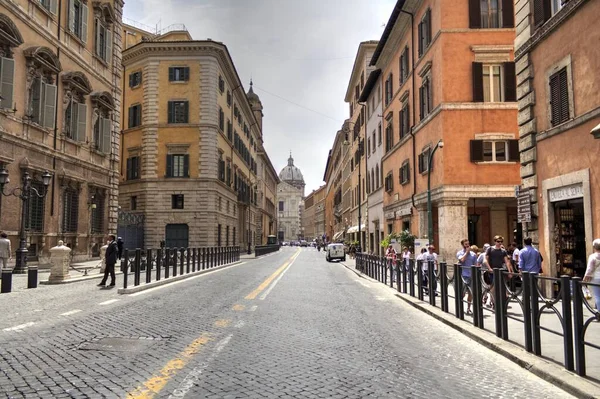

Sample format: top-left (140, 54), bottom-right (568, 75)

top-left (99, 234), bottom-right (118, 287)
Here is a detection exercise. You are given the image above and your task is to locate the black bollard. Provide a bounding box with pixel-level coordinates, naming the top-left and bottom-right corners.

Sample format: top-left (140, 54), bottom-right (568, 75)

top-left (27, 265), bottom-right (38, 289)
top-left (1, 268), bottom-right (13, 293)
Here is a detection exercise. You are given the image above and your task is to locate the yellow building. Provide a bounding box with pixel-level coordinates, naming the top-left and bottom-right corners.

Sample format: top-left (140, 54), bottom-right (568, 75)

top-left (302, 185), bottom-right (325, 241)
top-left (120, 23), bottom-right (275, 249)
top-left (0, 0), bottom-right (123, 264)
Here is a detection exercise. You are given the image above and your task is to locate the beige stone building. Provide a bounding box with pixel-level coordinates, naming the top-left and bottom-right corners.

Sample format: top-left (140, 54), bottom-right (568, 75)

top-left (514, 0), bottom-right (600, 280)
top-left (0, 0), bottom-right (123, 263)
top-left (302, 185), bottom-right (325, 242)
top-left (121, 24), bottom-right (275, 250)
top-left (277, 154), bottom-right (304, 242)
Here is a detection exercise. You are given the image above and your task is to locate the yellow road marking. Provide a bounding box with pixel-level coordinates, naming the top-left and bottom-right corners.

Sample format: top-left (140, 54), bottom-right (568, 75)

top-left (232, 304), bottom-right (245, 311)
top-left (214, 319), bottom-right (231, 328)
top-left (125, 333), bottom-right (212, 399)
top-left (245, 249), bottom-right (300, 300)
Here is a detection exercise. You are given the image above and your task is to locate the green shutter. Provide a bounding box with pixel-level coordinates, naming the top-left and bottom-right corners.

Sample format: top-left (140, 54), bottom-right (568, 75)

top-left (168, 101), bottom-right (173, 123)
top-left (0, 57), bottom-right (15, 109)
top-left (168, 67), bottom-right (174, 81)
top-left (184, 154), bottom-right (190, 177)
top-left (166, 154), bottom-right (173, 177)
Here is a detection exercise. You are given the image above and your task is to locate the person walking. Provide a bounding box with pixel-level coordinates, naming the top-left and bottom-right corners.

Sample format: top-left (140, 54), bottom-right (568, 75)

top-left (584, 238), bottom-right (600, 310)
top-left (518, 237), bottom-right (542, 274)
top-left (485, 235), bottom-right (513, 309)
top-left (423, 245), bottom-right (438, 296)
top-left (99, 234), bottom-right (118, 287)
top-left (401, 246), bottom-right (411, 273)
top-left (478, 243), bottom-right (491, 307)
top-left (457, 239), bottom-right (477, 315)
top-left (385, 244), bottom-right (397, 280)
top-left (0, 232), bottom-right (11, 270)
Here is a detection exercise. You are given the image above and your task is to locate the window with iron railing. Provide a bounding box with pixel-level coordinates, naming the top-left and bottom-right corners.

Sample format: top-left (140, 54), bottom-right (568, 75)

top-left (26, 180), bottom-right (45, 232)
top-left (62, 188), bottom-right (79, 233)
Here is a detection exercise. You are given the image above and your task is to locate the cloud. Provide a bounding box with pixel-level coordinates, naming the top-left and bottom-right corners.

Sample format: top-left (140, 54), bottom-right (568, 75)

top-left (124, 0), bottom-right (396, 193)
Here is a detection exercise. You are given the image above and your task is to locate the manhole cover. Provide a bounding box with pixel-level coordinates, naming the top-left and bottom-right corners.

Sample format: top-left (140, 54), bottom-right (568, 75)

top-left (79, 337), bottom-right (157, 352)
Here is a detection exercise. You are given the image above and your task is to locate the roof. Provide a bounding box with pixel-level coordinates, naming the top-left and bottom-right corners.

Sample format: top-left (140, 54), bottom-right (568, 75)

top-left (370, 0), bottom-right (407, 66)
top-left (279, 154), bottom-right (305, 186)
top-left (358, 69), bottom-right (382, 102)
top-left (344, 41), bottom-right (379, 103)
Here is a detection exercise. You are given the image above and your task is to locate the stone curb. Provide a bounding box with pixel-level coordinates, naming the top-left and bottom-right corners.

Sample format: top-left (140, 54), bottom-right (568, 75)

top-left (117, 261), bottom-right (243, 294)
top-left (340, 262), bottom-right (600, 399)
top-left (40, 271), bottom-right (123, 285)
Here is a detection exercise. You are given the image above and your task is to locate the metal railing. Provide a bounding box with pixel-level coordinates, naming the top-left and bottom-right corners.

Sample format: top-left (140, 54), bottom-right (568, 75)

top-left (121, 246), bottom-right (240, 289)
top-left (354, 253), bottom-right (600, 378)
top-left (255, 244), bottom-right (280, 257)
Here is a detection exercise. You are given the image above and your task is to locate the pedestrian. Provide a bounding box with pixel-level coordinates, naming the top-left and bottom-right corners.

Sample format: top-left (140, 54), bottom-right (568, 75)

top-left (386, 244), bottom-right (397, 277)
top-left (117, 237), bottom-right (124, 260)
top-left (98, 234), bottom-right (118, 287)
top-left (457, 239), bottom-right (477, 315)
top-left (583, 238), bottom-right (600, 310)
top-left (509, 241), bottom-right (520, 271)
top-left (402, 246), bottom-right (411, 272)
top-left (478, 243), bottom-right (491, 307)
top-left (518, 237), bottom-right (542, 274)
top-left (485, 235), bottom-right (514, 309)
top-left (0, 232), bottom-right (11, 270)
top-left (423, 245), bottom-right (438, 295)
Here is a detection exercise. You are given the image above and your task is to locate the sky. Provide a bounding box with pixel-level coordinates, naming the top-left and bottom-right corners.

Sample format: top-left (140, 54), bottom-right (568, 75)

top-left (123, 0), bottom-right (396, 194)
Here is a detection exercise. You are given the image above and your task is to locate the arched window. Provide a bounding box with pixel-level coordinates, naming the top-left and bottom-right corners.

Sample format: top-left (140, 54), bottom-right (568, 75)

top-left (0, 13), bottom-right (24, 110)
top-left (24, 46), bottom-right (61, 129)
top-left (62, 71), bottom-right (92, 142)
top-left (91, 91), bottom-right (114, 153)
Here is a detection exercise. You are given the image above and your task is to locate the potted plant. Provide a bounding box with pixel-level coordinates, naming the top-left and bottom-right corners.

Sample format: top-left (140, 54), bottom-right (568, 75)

top-left (398, 229), bottom-right (416, 251)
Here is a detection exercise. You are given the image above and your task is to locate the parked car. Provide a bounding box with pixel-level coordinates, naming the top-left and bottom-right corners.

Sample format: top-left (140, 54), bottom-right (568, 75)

top-left (299, 240), bottom-right (309, 247)
top-left (326, 243), bottom-right (346, 262)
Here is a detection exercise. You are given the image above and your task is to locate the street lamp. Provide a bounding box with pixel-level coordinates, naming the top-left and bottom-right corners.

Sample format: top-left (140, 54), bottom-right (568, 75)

top-left (427, 140), bottom-right (443, 246)
top-left (0, 168), bottom-right (52, 288)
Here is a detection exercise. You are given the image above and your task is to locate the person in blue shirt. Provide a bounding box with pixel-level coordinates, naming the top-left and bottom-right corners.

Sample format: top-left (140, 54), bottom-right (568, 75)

top-left (457, 238), bottom-right (478, 315)
top-left (518, 237), bottom-right (542, 274)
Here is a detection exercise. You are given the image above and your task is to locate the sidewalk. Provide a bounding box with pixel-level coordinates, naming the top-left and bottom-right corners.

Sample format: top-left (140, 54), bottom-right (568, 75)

top-left (340, 257), bottom-right (600, 397)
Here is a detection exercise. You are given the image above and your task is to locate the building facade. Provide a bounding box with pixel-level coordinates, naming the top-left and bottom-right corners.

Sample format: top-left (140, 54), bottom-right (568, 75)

top-left (256, 137), bottom-right (280, 246)
top-left (514, 0), bottom-right (600, 280)
top-left (302, 185), bottom-right (325, 241)
top-left (121, 25), bottom-right (268, 250)
top-left (323, 126), bottom-right (348, 243)
top-left (372, 0), bottom-right (520, 261)
top-left (277, 154), bottom-right (304, 242)
top-left (0, 0), bottom-right (123, 263)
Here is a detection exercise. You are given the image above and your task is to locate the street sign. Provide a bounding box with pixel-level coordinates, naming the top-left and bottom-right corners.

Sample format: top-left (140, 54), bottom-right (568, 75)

top-left (517, 188), bottom-right (531, 223)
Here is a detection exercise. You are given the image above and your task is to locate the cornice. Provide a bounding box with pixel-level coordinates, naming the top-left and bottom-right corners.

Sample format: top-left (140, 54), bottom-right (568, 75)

top-left (344, 42), bottom-right (378, 102)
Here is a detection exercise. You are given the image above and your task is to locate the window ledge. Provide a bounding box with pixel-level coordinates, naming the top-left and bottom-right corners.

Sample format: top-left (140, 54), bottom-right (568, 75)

top-left (170, 81), bottom-right (189, 84)
top-left (32, 2), bottom-right (57, 19)
top-left (63, 135), bottom-right (84, 145)
top-left (474, 161), bottom-right (515, 165)
top-left (91, 148), bottom-right (108, 157)
top-left (66, 30), bottom-right (86, 48)
top-left (93, 55), bottom-right (109, 68)
top-left (130, 84), bottom-right (142, 90)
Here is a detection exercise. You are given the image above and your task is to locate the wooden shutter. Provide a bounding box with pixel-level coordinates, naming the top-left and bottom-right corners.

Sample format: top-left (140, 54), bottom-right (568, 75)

top-left (418, 22), bottom-right (423, 56)
top-left (76, 103), bottom-right (86, 141)
top-left (70, 100), bottom-right (79, 140)
top-left (533, 0), bottom-right (551, 28)
top-left (166, 154), bottom-right (173, 177)
top-left (81, 2), bottom-right (88, 42)
top-left (559, 69), bottom-right (569, 123)
top-left (184, 154), bottom-right (190, 177)
top-left (126, 158), bottom-right (132, 180)
top-left (470, 140), bottom-right (484, 162)
top-left (128, 105), bottom-right (133, 128)
top-left (31, 78), bottom-right (42, 124)
top-left (504, 62), bottom-right (516, 101)
top-left (50, 0), bottom-right (58, 14)
top-left (508, 140), bottom-right (520, 162)
top-left (94, 19), bottom-right (101, 56)
top-left (129, 73), bottom-right (134, 88)
top-left (135, 104), bottom-right (141, 126)
top-left (419, 85), bottom-right (424, 119)
top-left (183, 67), bottom-right (190, 81)
top-left (68, 0), bottom-right (75, 32)
top-left (469, 0), bottom-right (481, 28)
top-left (167, 101), bottom-right (173, 123)
top-left (418, 153), bottom-right (423, 173)
top-left (101, 117), bottom-right (111, 153)
top-left (426, 9), bottom-right (432, 45)
top-left (472, 62), bottom-right (484, 102)
top-left (105, 27), bottom-right (112, 63)
top-left (43, 83), bottom-right (57, 129)
top-left (502, 0), bottom-right (515, 28)
top-left (0, 57), bottom-right (15, 109)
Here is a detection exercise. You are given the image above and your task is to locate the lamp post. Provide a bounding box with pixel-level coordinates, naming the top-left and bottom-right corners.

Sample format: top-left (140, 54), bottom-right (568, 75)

top-left (0, 168), bottom-right (52, 288)
top-left (427, 140), bottom-right (443, 246)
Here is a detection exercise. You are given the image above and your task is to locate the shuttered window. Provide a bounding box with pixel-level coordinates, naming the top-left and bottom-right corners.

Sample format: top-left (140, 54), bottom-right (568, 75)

top-left (534, 0), bottom-right (552, 27)
top-left (0, 57), bottom-right (15, 110)
top-left (218, 75), bottom-right (225, 92)
top-left (128, 104), bottom-right (142, 128)
top-left (26, 180), bottom-right (45, 232)
top-left (39, 0), bottom-right (58, 14)
top-left (418, 148), bottom-right (432, 174)
top-left (400, 102), bottom-right (410, 140)
top-left (168, 101), bottom-right (189, 124)
top-left (95, 20), bottom-right (112, 63)
top-left (399, 47), bottom-right (409, 84)
top-left (218, 107), bottom-right (225, 131)
top-left (169, 67), bottom-right (190, 82)
top-left (418, 9), bottom-right (432, 57)
top-left (126, 156), bottom-right (140, 180)
top-left (90, 192), bottom-right (104, 234)
top-left (473, 62), bottom-right (516, 102)
top-left (385, 118), bottom-right (393, 153)
top-left (166, 154), bottom-right (189, 178)
top-left (68, 0), bottom-right (88, 42)
top-left (400, 162), bottom-right (410, 185)
top-left (385, 173), bottom-right (393, 192)
top-left (171, 195), bottom-right (184, 210)
top-left (470, 139), bottom-right (520, 162)
top-left (66, 100), bottom-right (87, 142)
top-left (470, 0), bottom-right (514, 28)
top-left (30, 77), bottom-right (57, 129)
top-left (419, 77), bottom-right (432, 120)
top-left (549, 67), bottom-right (570, 127)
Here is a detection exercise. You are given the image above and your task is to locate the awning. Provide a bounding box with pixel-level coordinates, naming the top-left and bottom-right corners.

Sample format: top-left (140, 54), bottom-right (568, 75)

top-left (332, 231), bottom-right (344, 241)
top-left (346, 224), bottom-right (366, 234)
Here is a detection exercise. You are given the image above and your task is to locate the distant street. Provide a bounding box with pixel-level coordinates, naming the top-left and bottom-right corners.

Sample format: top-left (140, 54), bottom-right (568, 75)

top-left (0, 247), bottom-right (572, 398)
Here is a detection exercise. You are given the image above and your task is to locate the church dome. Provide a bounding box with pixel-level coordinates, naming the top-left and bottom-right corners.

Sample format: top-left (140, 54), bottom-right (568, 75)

top-left (279, 153), bottom-right (304, 187)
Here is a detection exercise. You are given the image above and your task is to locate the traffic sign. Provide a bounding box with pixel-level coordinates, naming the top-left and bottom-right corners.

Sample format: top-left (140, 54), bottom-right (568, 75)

top-left (517, 188), bottom-right (531, 223)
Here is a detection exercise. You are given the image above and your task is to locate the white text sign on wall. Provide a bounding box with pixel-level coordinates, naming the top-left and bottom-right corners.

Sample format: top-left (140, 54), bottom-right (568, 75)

top-left (549, 184), bottom-right (583, 202)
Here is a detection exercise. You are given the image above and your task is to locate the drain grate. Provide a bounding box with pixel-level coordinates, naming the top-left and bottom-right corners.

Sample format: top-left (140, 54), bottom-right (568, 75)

top-left (78, 337), bottom-right (162, 352)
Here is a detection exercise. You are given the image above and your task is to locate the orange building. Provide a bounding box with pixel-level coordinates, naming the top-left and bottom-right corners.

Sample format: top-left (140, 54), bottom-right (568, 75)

top-left (515, 0), bottom-right (600, 280)
top-left (372, 0), bottom-right (520, 260)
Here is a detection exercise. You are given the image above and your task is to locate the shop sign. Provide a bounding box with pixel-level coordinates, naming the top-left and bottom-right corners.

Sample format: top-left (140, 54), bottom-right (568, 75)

top-left (384, 212), bottom-right (395, 220)
top-left (549, 184), bottom-right (583, 203)
top-left (517, 188), bottom-right (531, 223)
top-left (395, 206), bottom-right (412, 218)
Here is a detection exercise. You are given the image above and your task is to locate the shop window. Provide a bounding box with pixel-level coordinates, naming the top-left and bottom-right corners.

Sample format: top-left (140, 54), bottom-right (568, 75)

top-left (68, 0), bottom-right (88, 43)
top-left (549, 67), bottom-right (570, 127)
top-left (128, 104), bottom-right (142, 128)
top-left (554, 200), bottom-right (586, 278)
top-left (417, 9), bottom-right (431, 57)
top-left (126, 156), bottom-right (140, 180)
top-left (169, 66), bottom-right (189, 82)
top-left (62, 187), bottom-right (79, 233)
top-left (470, 139), bottom-right (519, 162)
top-left (171, 194), bottom-right (184, 209)
top-left (166, 154), bottom-right (189, 178)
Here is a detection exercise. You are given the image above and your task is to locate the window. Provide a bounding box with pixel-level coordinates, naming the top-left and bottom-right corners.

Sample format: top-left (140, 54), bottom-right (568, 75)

top-left (128, 104), bottom-right (141, 128)
top-left (218, 156), bottom-right (225, 182)
top-left (130, 196), bottom-right (137, 210)
top-left (227, 120), bottom-right (232, 141)
top-left (169, 67), bottom-right (189, 82)
top-left (418, 147), bottom-right (432, 174)
top-left (126, 156), bottom-right (140, 180)
top-left (62, 187), bottom-right (79, 233)
top-left (419, 77), bottom-right (432, 120)
top-left (400, 101), bottom-right (410, 140)
top-left (218, 107), bottom-right (224, 131)
top-left (371, 131), bottom-right (376, 153)
top-left (551, 0), bottom-right (565, 16)
top-left (38, 0), bottom-right (58, 14)
top-left (470, 139), bottom-right (520, 162)
top-left (367, 137), bottom-right (371, 156)
top-left (129, 71), bottom-right (142, 88)
top-left (378, 123), bottom-right (382, 146)
top-left (217, 224), bottom-right (222, 247)
top-left (166, 154), bottom-right (189, 178)
top-left (233, 227), bottom-right (236, 245)
top-left (549, 67), bottom-right (570, 127)
top-left (94, 19), bottom-right (112, 63)
top-left (375, 164), bottom-right (380, 188)
top-left (472, 62), bottom-right (516, 102)
top-left (384, 172), bottom-right (393, 192)
top-left (279, 201), bottom-right (284, 212)
top-left (469, 0), bottom-right (514, 28)
top-left (226, 226), bottom-right (230, 246)
top-left (480, 0), bottom-right (500, 28)
top-left (90, 191), bottom-right (104, 234)
top-left (172, 194), bottom-right (184, 209)
top-left (400, 46), bottom-right (409, 84)
top-left (227, 90), bottom-right (231, 107)
top-left (65, 99), bottom-right (87, 141)
top-left (400, 162), bottom-right (410, 185)
top-left (68, 0), bottom-right (88, 43)
top-left (384, 74), bottom-right (393, 106)
top-left (418, 9), bottom-right (432, 57)
top-left (385, 117), bottom-right (393, 153)
top-left (218, 75), bottom-right (225, 93)
top-left (29, 76), bottom-right (57, 129)
top-left (26, 180), bottom-right (45, 232)
top-left (168, 101), bottom-right (189, 124)
top-left (93, 116), bottom-right (111, 153)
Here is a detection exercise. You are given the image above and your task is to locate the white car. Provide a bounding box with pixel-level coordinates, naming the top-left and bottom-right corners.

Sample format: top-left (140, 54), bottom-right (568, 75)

top-left (326, 243), bottom-right (346, 262)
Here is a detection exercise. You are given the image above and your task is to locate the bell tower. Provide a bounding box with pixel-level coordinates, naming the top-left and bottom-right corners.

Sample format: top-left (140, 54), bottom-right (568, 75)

top-left (246, 80), bottom-right (264, 135)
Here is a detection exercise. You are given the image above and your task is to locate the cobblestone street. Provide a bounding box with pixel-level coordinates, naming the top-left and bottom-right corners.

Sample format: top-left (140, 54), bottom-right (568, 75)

top-left (0, 248), bottom-right (574, 398)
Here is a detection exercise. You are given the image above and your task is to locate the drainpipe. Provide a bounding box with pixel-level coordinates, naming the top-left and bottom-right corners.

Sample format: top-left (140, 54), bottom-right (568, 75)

top-left (50, 0), bottom-right (64, 216)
